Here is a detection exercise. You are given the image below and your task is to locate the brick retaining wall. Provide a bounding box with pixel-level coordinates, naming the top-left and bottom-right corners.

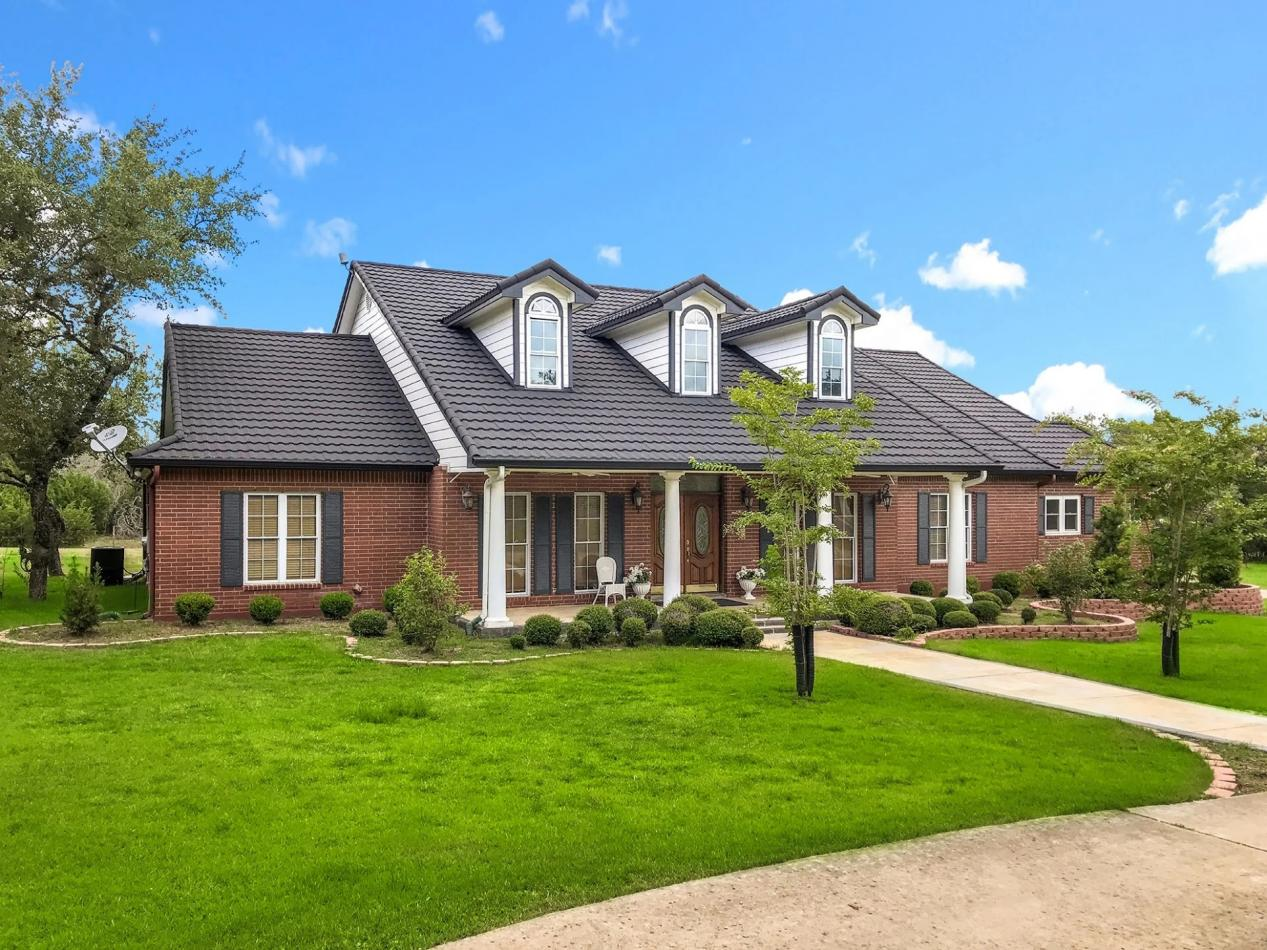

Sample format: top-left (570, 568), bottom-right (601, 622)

top-left (1062, 585), bottom-right (1263, 620)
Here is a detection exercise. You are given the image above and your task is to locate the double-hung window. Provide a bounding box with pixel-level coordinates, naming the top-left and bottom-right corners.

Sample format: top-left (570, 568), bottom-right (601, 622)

top-left (681, 309), bottom-right (712, 395)
top-left (929, 492), bottom-right (972, 562)
top-left (505, 493), bottom-right (530, 596)
top-left (832, 491), bottom-right (857, 583)
top-left (574, 493), bottom-right (604, 592)
top-left (245, 493), bottom-right (319, 583)
top-left (1044, 495), bottom-right (1081, 536)
top-left (820, 318), bottom-right (846, 399)
top-left (527, 295), bottom-right (561, 387)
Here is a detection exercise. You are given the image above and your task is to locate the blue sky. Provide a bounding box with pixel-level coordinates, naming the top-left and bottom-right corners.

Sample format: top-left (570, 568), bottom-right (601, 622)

top-left (10, 1), bottom-right (1267, 417)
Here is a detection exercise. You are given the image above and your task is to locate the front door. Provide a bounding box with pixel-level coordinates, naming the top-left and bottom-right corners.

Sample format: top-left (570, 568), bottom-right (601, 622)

top-left (651, 492), bottom-right (722, 591)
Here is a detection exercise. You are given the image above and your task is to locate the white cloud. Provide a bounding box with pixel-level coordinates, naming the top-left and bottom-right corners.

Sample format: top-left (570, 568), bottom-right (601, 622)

top-left (302, 326), bottom-right (326, 334)
top-left (475, 10), bottom-right (505, 42)
top-left (566, 0), bottom-right (589, 21)
top-left (1192, 323), bottom-right (1214, 343)
top-left (148, 27), bottom-right (161, 44)
top-left (740, 136), bottom-right (752, 146)
top-left (779, 288), bottom-right (814, 306)
top-left (1089, 228), bottom-right (1109, 246)
top-left (850, 230), bottom-right (877, 267)
top-left (412, 259), bottom-right (430, 268)
top-left (597, 244), bottom-right (622, 266)
top-left (253, 119), bottom-right (331, 178)
top-left (858, 297), bottom-right (974, 369)
top-left (1200, 189), bottom-right (1239, 233)
top-left (999, 362), bottom-right (1149, 420)
top-left (1173, 198), bottom-right (1190, 221)
top-left (598, 0), bottom-right (628, 41)
top-left (198, 249), bottom-right (226, 270)
top-left (1206, 193), bottom-right (1267, 276)
top-left (258, 192), bottom-right (285, 228)
top-left (60, 107), bottom-right (111, 136)
top-left (129, 302), bottom-right (218, 328)
top-left (302, 217), bottom-right (357, 258)
top-left (919, 238), bottom-right (1026, 294)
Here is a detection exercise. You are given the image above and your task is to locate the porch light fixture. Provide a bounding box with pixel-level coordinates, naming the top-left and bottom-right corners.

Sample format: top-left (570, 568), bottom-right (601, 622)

top-left (460, 486), bottom-right (477, 511)
top-left (630, 483), bottom-right (644, 510)
top-left (740, 485), bottom-right (754, 510)
top-left (873, 484), bottom-right (893, 511)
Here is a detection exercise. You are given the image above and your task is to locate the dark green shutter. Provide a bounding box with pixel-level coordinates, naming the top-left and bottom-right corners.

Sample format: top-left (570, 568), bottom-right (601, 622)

top-left (974, 492), bottom-right (987, 564)
top-left (606, 493), bottom-right (625, 580)
top-left (532, 495), bottom-right (552, 595)
top-left (220, 491), bottom-right (243, 586)
top-left (476, 495), bottom-right (484, 592)
top-left (916, 491), bottom-right (930, 566)
top-left (1038, 497), bottom-right (1047, 536)
top-left (555, 494), bottom-right (574, 594)
top-left (1082, 495), bottom-right (1096, 535)
top-left (321, 491), bottom-right (344, 584)
top-left (860, 493), bottom-right (876, 581)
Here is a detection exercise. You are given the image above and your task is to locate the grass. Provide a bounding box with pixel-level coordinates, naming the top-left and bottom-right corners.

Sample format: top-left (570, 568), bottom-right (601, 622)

top-left (352, 629), bottom-right (575, 661)
top-left (1, 544), bottom-right (148, 628)
top-left (1241, 561), bottom-right (1267, 588)
top-left (0, 632), bottom-right (1208, 948)
top-left (930, 611), bottom-right (1267, 715)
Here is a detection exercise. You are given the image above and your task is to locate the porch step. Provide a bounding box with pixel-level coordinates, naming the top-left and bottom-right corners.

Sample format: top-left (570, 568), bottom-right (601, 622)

top-left (752, 616), bottom-right (787, 636)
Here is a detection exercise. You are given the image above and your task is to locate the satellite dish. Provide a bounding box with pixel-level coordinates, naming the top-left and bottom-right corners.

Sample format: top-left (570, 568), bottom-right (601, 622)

top-left (87, 425), bottom-right (128, 453)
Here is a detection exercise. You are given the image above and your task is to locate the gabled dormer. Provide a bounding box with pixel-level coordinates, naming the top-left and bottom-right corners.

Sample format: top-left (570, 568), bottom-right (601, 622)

top-left (721, 286), bottom-right (880, 401)
top-left (587, 275), bottom-right (752, 396)
top-left (443, 259), bottom-right (598, 389)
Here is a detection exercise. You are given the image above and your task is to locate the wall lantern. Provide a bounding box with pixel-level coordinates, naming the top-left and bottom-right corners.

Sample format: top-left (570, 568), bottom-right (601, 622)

top-left (630, 483), bottom-right (644, 510)
top-left (460, 486), bottom-right (477, 511)
top-left (873, 484), bottom-right (893, 511)
top-left (740, 485), bottom-right (754, 510)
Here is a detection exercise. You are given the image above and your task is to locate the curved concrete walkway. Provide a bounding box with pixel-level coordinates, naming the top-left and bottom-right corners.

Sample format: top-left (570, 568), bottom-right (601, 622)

top-left (445, 793), bottom-right (1267, 948)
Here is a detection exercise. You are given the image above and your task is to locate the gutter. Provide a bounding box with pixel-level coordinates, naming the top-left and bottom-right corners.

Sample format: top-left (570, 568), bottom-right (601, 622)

top-left (964, 469), bottom-right (989, 489)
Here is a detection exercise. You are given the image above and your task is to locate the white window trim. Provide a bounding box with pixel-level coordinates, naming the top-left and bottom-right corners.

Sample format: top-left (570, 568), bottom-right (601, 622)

top-left (573, 492), bottom-right (605, 593)
top-left (243, 492), bottom-right (321, 585)
top-left (525, 294), bottom-right (563, 390)
top-left (1044, 495), bottom-right (1082, 536)
top-left (832, 490), bottom-right (858, 584)
top-left (928, 492), bottom-right (973, 565)
top-left (505, 492), bottom-right (531, 597)
top-left (818, 318), bottom-right (847, 401)
top-left (678, 307), bottom-right (714, 397)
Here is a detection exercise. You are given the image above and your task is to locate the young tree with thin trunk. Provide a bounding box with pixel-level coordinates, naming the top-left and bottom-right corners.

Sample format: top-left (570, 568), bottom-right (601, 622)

top-left (694, 368), bottom-right (877, 697)
top-left (1064, 392), bottom-right (1266, 677)
top-left (0, 64), bottom-right (260, 599)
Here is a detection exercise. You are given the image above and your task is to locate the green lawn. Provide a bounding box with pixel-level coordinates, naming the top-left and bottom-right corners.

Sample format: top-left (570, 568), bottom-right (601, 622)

top-left (0, 633), bottom-right (1208, 948)
top-left (930, 612), bottom-right (1267, 715)
top-left (0, 545), bottom-right (148, 628)
top-left (1242, 561), bottom-right (1267, 589)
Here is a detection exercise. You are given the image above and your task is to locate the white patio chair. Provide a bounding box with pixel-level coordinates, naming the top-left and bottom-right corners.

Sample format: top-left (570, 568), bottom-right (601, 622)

top-left (593, 556), bottom-right (627, 606)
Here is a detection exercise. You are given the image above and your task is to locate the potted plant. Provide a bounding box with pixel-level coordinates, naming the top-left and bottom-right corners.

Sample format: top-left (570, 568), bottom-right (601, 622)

top-left (736, 565), bottom-right (765, 601)
top-left (626, 562), bottom-right (652, 598)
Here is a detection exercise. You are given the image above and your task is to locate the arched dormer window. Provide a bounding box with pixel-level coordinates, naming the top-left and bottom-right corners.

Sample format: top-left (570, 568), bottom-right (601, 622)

top-left (680, 307), bottom-right (713, 395)
top-left (819, 317), bottom-right (846, 399)
top-left (526, 294), bottom-right (562, 387)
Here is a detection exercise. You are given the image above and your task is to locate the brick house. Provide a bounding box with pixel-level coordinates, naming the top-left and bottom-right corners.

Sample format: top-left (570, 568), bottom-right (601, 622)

top-left (130, 259), bottom-right (1098, 624)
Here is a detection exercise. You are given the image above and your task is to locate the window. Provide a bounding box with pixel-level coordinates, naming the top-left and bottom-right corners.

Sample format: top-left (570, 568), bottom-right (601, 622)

top-left (527, 294), bottom-right (561, 387)
top-left (1044, 495), bottom-right (1081, 536)
top-left (505, 493), bottom-right (530, 596)
top-left (245, 493), bottom-right (319, 583)
top-left (574, 493), bottom-right (604, 591)
top-left (832, 492), bottom-right (857, 583)
top-left (820, 318), bottom-right (846, 399)
top-left (681, 308), bottom-right (712, 395)
top-left (929, 492), bottom-right (972, 562)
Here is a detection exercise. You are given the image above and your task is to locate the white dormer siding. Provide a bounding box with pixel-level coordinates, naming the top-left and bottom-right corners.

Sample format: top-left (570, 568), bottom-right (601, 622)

top-left (610, 313), bottom-right (670, 386)
top-left (734, 322), bottom-right (809, 381)
top-left (469, 300), bottom-right (515, 380)
top-left (732, 300), bottom-right (864, 400)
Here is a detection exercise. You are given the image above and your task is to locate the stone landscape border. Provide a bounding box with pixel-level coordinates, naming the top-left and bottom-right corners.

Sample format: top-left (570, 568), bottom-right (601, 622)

top-left (1068, 585), bottom-right (1264, 619)
top-left (0, 622), bottom-right (271, 648)
top-left (1155, 732), bottom-right (1239, 798)
top-left (828, 606), bottom-right (1137, 648)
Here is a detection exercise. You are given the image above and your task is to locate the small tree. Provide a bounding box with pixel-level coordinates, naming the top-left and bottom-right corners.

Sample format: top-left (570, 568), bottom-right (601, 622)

top-left (694, 368), bottom-right (878, 697)
top-left (1089, 503), bottom-right (1133, 598)
top-left (394, 548), bottom-right (464, 651)
top-left (1043, 542), bottom-right (1094, 622)
top-left (1064, 392), bottom-right (1267, 676)
top-left (60, 567), bottom-right (102, 636)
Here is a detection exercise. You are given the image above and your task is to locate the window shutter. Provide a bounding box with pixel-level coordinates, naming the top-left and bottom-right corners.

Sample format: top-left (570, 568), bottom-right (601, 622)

top-left (806, 323), bottom-right (816, 394)
top-left (974, 492), bottom-right (988, 564)
top-left (321, 491), bottom-right (344, 584)
top-left (861, 493), bottom-right (876, 582)
top-left (1038, 497), bottom-right (1047, 536)
top-left (1082, 495), bottom-right (1096, 535)
top-left (511, 299), bottom-right (522, 386)
top-left (476, 495), bottom-right (484, 592)
top-left (532, 495), bottom-right (552, 595)
top-left (554, 494), bottom-right (574, 594)
top-left (220, 491), bottom-right (243, 587)
top-left (916, 491), bottom-right (930, 566)
top-left (667, 313), bottom-right (676, 392)
top-left (759, 524), bottom-right (773, 562)
top-left (606, 493), bottom-right (625, 580)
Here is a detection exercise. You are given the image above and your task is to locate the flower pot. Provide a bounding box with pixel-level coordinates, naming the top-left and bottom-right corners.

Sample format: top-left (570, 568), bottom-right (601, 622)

top-left (739, 578), bottom-right (757, 600)
top-left (633, 581), bottom-right (651, 598)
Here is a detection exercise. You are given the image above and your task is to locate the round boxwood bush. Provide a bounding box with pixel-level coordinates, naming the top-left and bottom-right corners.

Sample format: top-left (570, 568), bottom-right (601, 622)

top-left (909, 579), bottom-right (934, 596)
top-left (930, 597), bottom-right (963, 622)
top-left (348, 609), bottom-right (388, 637)
top-left (895, 626), bottom-right (916, 641)
top-left (620, 616), bottom-right (647, 647)
top-left (969, 599), bottom-right (1001, 624)
top-left (173, 592), bottom-right (215, 626)
top-left (991, 572), bottom-right (1023, 597)
top-left (523, 614), bottom-right (563, 646)
top-left (566, 619), bottom-right (591, 649)
top-left (574, 605), bottom-right (615, 639)
top-left (509, 634), bottom-right (526, 650)
top-left (992, 588), bottom-right (1015, 608)
top-left (1021, 606), bottom-right (1038, 625)
top-left (320, 592), bottom-right (355, 620)
top-left (856, 597), bottom-right (914, 636)
top-left (668, 593), bottom-right (716, 616)
top-left (967, 576), bottom-right (981, 594)
top-left (942, 609), bottom-right (978, 629)
top-left (382, 583), bottom-right (403, 616)
top-left (740, 625), bottom-right (764, 648)
top-left (694, 608), bottom-right (751, 647)
top-left (659, 604), bottom-right (696, 646)
top-left (972, 591), bottom-right (1002, 607)
top-left (902, 596), bottom-right (937, 619)
top-left (249, 595), bottom-right (283, 625)
top-left (613, 597), bottom-right (659, 629)
top-left (909, 614), bottom-right (937, 634)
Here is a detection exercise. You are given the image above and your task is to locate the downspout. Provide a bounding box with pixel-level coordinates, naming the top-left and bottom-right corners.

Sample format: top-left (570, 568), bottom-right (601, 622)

top-left (965, 470), bottom-right (988, 490)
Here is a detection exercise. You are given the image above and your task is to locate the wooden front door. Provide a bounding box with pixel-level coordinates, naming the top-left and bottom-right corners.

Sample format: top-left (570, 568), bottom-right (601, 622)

top-left (651, 493), bottom-right (721, 591)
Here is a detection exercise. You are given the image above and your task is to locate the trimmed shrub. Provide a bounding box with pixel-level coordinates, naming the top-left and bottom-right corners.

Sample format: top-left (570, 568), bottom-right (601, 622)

top-left (320, 592), bottom-right (355, 620)
top-left (659, 604), bottom-right (695, 646)
top-left (909, 614), bottom-right (936, 634)
top-left (740, 625), bottom-right (764, 648)
top-left (972, 591), bottom-right (1002, 607)
top-left (694, 608), bottom-right (750, 647)
top-left (1021, 606), bottom-right (1038, 625)
top-left (566, 620), bottom-right (591, 649)
top-left (827, 585), bottom-right (876, 624)
top-left (348, 609), bottom-right (388, 637)
top-left (173, 592), bottom-right (215, 626)
top-left (895, 626), bottom-right (916, 642)
top-left (383, 584), bottom-right (404, 616)
top-left (930, 597), bottom-right (962, 622)
top-left (1021, 563), bottom-right (1050, 597)
top-left (523, 614), bottom-right (563, 646)
top-left (60, 569), bottom-right (101, 636)
top-left (395, 548), bottom-right (462, 651)
top-left (1200, 558), bottom-right (1241, 589)
top-left (1044, 541), bottom-right (1094, 622)
top-left (574, 605), bottom-right (614, 639)
top-left (856, 597), bottom-right (914, 636)
top-left (509, 634), bottom-right (526, 650)
top-left (620, 616), bottom-right (647, 647)
top-left (966, 575), bottom-right (981, 594)
top-left (942, 609), bottom-right (978, 629)
top-left (613, 597), bottom-right (659, 629)
top-left (668, 593), bottom-right (717, 616)
top-left (837, 608), bottom-right (858, 629)
top-left (249, 595), bottom-right (283, 625)
top-left (909, 579), bottom-right (934, 596)
top-left (992, 588), bottom-right (1015, 608)
top-left (991, 571), bottom-right (1022, 597)
top-left (969, 600), bottom-right (1001, 624)
top-left (902, 596), bottom-right (937, 619)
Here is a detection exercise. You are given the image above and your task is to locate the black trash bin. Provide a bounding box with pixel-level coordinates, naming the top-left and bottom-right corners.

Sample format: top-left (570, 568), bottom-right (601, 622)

top-left (90, 547), bottom-right (125, 586)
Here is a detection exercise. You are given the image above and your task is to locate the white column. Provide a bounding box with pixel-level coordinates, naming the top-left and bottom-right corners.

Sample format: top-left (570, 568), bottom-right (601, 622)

top-left (815, 492), bottom-right (834, 595)
top-left (946, 473), bottom-right (970, 603)
top-left (662, 471), bottom-right (683, 604)
top-left (480, 477), bottom-right (491, 618)
top-left (483, 468), bottom-right (511, 628)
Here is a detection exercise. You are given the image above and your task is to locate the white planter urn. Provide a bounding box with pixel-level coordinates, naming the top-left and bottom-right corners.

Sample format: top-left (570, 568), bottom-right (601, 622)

top-left (739, 578), bottom-right (757, 600)
top-left (633, 581), bottom-right (651, 598)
